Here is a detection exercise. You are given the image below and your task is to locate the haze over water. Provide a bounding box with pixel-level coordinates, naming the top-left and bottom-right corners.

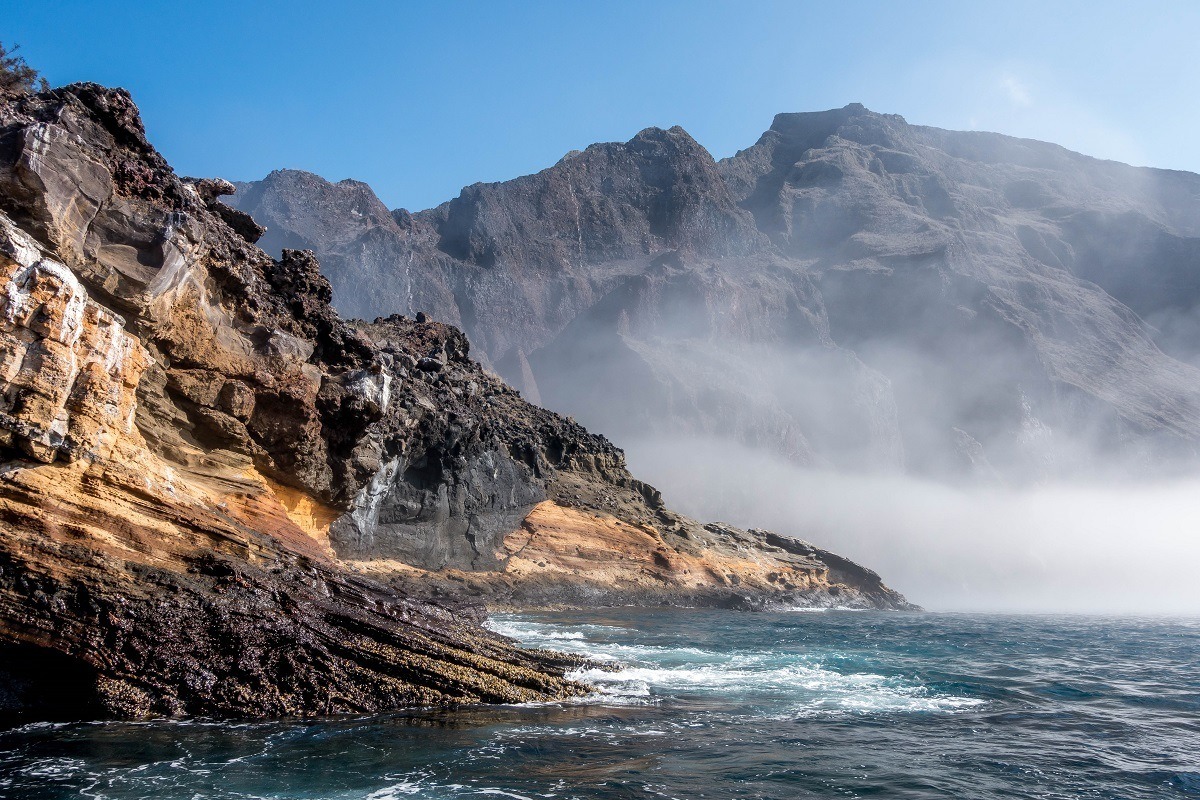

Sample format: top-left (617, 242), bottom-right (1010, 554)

top-left (627, 438), bottom-right (1200, 615)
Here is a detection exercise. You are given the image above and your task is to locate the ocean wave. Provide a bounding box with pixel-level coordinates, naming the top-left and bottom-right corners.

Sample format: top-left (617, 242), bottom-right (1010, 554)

top-left (491, 614), bottom-right (983, 716)
top-left (364, 783), bottom-right (426, 799)
top-left (485, 616), bottom-right (597, 642)
top-left (486, 616), bottom-right (714, 661)
top-left (567, 660), bottom-right (983, 714)
top-left (785, 606), bottom-right (870, 613)
top-left (364, 780), bottom-right (536, 800)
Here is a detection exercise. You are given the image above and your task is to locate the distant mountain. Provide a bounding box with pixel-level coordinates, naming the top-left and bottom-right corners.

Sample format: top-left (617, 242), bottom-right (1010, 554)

top-left (228, 104), bottom-right (1200, 480)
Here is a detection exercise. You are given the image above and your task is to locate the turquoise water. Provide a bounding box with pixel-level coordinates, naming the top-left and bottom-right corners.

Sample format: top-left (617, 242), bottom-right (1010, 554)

top-left (2, 609), bottom-right (1198, 798)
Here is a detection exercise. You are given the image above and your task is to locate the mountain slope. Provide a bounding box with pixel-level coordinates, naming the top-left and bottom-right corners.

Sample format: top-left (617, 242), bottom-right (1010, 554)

top-left (229, 105), bottom-right (1200, 479)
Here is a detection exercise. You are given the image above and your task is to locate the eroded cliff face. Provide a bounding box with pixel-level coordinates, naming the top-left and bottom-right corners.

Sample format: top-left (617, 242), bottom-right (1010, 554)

top-left (230, 105), bottom-right (1200, 480)
top-left (0, 84), bottom-right (605, 720)
top-left (0, 85), bottom-right (910, 719)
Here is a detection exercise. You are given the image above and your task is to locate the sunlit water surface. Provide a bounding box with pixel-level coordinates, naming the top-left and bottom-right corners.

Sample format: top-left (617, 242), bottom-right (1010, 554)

top-left (3, 610), bottom-right (1198, 799)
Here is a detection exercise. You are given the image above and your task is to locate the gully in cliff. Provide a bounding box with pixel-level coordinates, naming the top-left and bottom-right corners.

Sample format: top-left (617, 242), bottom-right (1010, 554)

top-left (0, 78), bottom-right (909, 721)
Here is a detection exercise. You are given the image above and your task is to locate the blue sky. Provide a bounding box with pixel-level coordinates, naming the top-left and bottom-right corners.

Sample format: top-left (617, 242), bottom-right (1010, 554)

top-left (7, 1), bottom-right (1199, 210)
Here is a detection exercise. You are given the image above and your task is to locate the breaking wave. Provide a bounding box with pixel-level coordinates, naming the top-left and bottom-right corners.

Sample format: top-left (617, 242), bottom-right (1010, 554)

top-left (487, 614), bottom-right (983, 715)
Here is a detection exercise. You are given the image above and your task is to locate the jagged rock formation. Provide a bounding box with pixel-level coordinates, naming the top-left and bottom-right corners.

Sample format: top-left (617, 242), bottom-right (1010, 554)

top-left (0, 83), bottom-right (595, 720)
top-left (0, 86), bottom-right (909, 720)
top-left (230, 104), bottom-right (1200, 479)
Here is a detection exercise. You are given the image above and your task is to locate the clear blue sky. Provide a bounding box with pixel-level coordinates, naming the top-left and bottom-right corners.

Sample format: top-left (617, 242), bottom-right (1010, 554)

top-left (7, 1), bottom-right (1199, 210)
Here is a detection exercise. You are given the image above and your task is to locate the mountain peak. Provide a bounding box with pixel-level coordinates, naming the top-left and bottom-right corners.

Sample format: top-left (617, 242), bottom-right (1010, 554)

top-left (768, 103), bottom-right (908, 143)
top-left (631, 124), bottom-right (697, 142)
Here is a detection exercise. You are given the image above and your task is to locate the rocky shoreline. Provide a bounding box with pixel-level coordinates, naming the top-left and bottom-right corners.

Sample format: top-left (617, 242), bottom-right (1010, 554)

top-left (0, 82), bottom-right (910, 721)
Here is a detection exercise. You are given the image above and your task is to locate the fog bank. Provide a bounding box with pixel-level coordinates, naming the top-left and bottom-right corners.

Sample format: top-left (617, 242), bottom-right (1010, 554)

top-left (627, 436), bottom-right (1200, 615)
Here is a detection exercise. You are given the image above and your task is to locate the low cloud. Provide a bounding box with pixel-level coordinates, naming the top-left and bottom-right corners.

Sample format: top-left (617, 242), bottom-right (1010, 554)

top-left (627, 435), bottom-right (1200, 615)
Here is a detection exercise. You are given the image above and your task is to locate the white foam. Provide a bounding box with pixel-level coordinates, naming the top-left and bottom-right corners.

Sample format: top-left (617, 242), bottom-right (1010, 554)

top-left (491, 614), bottom-right (984, 716)
top-left (785, 605), bottom-right (869, 613)
top-left (17, 756), bottom-right (90, 780)
top-left (486, 617), bottom-right (587, 644)
top-left (364, 781), bottom-right (530, 800)
top-left (485, 616), bottom-right (616, 641)
top-left (364, 782), bottom-right (425, 798)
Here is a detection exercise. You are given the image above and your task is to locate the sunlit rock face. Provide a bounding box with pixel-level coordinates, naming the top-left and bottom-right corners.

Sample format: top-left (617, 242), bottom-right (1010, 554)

top-left (0, 85), bottom-right (910, 720)
top-left (230, 104), bottom-right (1200, 480)
top-left (0, 83), bottom-right (614, 720)
top-left (0, 219), bottom-right (147, 463)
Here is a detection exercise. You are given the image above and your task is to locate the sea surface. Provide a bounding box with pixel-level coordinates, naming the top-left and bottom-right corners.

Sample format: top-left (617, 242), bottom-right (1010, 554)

top-left (2, 610), bottom-right (1198, 799)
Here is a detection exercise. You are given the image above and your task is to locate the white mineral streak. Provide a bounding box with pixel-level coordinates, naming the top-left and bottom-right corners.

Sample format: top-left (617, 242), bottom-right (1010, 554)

top-left (20, 123), bottom-right (54, 177)
top-left (147, 221), bottom-right (196, 300)
top-left (350, 457), bottom-right (402, 531)
top-left (347, 369), bottom-right (393, 414)
top-left (0, 211), bottom-right (149, 459)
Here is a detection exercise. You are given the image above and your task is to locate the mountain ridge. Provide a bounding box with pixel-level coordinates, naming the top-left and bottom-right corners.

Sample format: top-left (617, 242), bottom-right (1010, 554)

top-left (227, 103), bottom-right (1200, 481)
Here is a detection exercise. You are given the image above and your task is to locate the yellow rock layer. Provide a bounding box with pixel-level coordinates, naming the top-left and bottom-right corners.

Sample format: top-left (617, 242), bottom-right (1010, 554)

top-left (500, 500), bottom-right (828, 593)
top-left (257, 471), bottom-right (339, 550)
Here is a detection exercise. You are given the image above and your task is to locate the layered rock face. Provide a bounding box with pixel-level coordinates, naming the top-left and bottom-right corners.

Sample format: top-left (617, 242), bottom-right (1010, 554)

top-left (0, 86), bottom-right (908, 719)
top-left (230, 105), bottom-right (1200, 479)
top-left (0, 84), bottom-right (597, 720)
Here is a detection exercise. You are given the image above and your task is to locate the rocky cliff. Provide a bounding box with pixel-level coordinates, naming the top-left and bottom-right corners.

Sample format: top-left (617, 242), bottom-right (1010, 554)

top-left (230, 105), bottom-right (1200, 480)
top-left (0, 85), bottom-right (909, 720)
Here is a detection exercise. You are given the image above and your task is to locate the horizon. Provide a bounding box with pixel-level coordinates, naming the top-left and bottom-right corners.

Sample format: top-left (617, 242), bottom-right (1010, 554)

top-left (7, 0), bottom-right (1200, 209)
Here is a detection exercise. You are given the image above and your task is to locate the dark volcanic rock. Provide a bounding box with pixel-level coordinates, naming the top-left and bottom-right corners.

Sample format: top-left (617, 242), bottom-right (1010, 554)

top-left (0, 84), bottom-right (593, 719)
top-left (230, 104), bottom-right (1200, 479)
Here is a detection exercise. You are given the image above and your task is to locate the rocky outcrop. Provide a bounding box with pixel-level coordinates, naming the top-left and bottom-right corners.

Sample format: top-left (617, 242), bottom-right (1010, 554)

top-left (0, 83), bottom-right (600, 720)
top-left (0, 86), bottom-right (910, 720)
top-left (314, 313), bottom-right (907, 612)
top-left (229, 104), bottom-right (1200, 480)
top-left (360, 500), bottom-right (904, 611)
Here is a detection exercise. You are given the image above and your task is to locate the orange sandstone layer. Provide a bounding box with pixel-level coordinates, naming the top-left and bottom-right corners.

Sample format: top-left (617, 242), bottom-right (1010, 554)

top-left (351, 500), bottom-right (909, 611)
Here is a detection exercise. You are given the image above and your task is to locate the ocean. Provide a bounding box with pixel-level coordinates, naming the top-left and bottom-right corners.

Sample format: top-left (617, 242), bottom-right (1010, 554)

top-left (2, 609), bottom-right (1198, 799)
